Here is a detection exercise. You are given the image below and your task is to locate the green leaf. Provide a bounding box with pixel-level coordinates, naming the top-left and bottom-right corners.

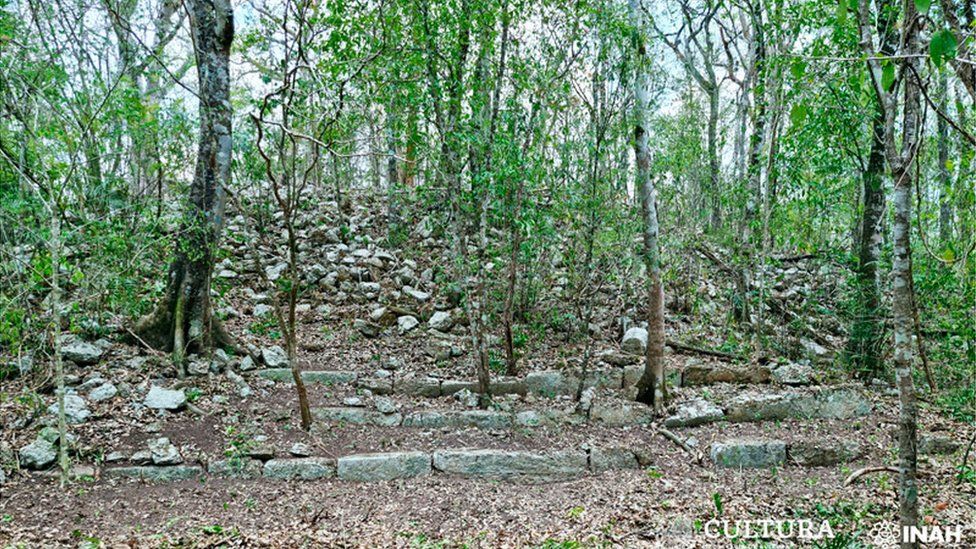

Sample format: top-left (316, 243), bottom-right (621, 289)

top-left (790, 59), bottom-right (807, 80)
top-left (790, 104), bottom-right (808, 126)
top-left (915, 0), bottom-right (931, 12)
top-left (836, 0), bottom-right (848, 25)
top-left (929, 29), bottom-right (958, 68)
top-left (881, 61), bottom-right (895, 92)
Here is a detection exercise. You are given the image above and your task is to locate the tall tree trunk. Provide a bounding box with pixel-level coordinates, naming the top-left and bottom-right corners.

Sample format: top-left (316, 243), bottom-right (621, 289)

top-left (706, 84), bottom-right (721, 232)
top-left (386, 108), bottom-right (399, 236)
top-left (733, 88), bottom-right (748, 182)
top-left (937, 72), bottom-right (952, 243)
top-left (955, 82), bottom-right (974, 242)
top-left (737, 5), bottom-right (765, 327)
top-left (631, 0), bottom-right (665, 414)
top-left (892, 165), bottom-right (919, 549)
top-left (850, 107), bottom-right (887, 380)
top-left (50, 202), bottom-right (69, 484)
top-left (891, 1), bottom-right (921, 543)
top-left (134, 0), bottom-right (234, 368)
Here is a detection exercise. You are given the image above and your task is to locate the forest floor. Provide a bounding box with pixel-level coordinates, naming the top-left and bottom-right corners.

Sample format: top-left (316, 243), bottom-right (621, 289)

top-left (1, 200), bottom-right (974, 548)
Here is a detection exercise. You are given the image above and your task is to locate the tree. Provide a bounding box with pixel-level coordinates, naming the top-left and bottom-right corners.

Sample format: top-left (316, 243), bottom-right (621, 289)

top-left (850, 0), bottom-right (898, 381)
top-left (631, 0), bottom-right (666, 414)
top-left (246, 0), bottom-right (320, 431)
top-left (134, 0), bottom-right (235, 372)
top-left (858, 0), bottom-right (921, 542)
top-left (651, 0), bottom-right (723, 232)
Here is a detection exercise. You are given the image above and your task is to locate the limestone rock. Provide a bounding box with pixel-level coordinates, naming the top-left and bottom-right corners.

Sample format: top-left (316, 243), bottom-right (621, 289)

top-left (789, 441), bottom-right (861, 466)
top-left (453, 389), bottom-right (479, 408)
top-left (664, 398), bottom-right (725, 427)
top-left (289, 442), bottom-right (313, 457)
top-left (397, 315), bottom-right (419, 334)
top-left (374, 396), bottom-right (398, 414)
top-left (144, 386), bottom-right (186, 411)
top-left (428, 311), bottom-right (454, 332)
top-left (263, 457), bottom-right (336, 480)
top-left (432, 449), bottom-right (586, 478)
top-left (262, 345), bottom-right (289, 368)
top-left (354, 319), bottom-right (381, 338)
top-left (88, 382), bottom-right (118, 402)
top-left (209, 458), bottom-right (263, 478)
top-left (710, 439), bottom-right (786, 468)
top-left (47, 394), bottom-right (90, 424)
top-left (621, 327), bottom-right (648, 355)
top-left (105, 465), bottom-right (203, 481)
top-left (524, 371), bottom-right (576, 396)
top-left (919, 435), bottom-right (961, 455)
top-left (771, 362), bottom-right (814, 386)
top-left (590, 447), bottom-right (639, 473)
top-left (19, 438), bottom-right (57, 470)
top-left (148, 437), bottom-right (183, 465)
top-left (403, 287), bottom-right (431, 303)
top-left (62, 340), bottom-right (104, 365)
top-left (337, 452), bottom-right (431, 481)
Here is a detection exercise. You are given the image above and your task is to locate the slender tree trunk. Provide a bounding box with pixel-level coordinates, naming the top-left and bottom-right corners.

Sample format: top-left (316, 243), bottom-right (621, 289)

top-left (955, 82), bottom-right (973, 240)
top-left (891, 1), bottom-right (921, 543)
top-left (386, 108), bottom-right (399, 236)
top-left (134, 0), bottom-right (235, 367)
top-left (50, 203), bottom-right (69, 484)
top-left (733, 88), bottom-right (748, 182)
top-left (850, 108), bottom-right (886, 380)
top-left (937, 72), bottom-right (952, 243)
top-left (737, 6), bottom-right (765, 327)
top-left (706, 84), bottom-right (721, 232)
top-left (892, 163), bottom-right (919, 548)
top-left (286, 218), bottom-right (312, 430)
top-left (631, 0), bottom-right (665, 414)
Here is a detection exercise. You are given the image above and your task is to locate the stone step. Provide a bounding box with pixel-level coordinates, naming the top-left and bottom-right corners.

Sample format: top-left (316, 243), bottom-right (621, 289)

top-left (709, 438), bottom-right (863, 468)
top-left (254, 367), bottom-right (643, 398)
top-left (97, 436), bottom-right (862, 484)
top-left (311, 403), bottom-right (648, 430)
top-left (255, 367), bottom-right (843, 408)
top-left (305, 385), bottom-right (870, 432)
top-left (664, 385), bottom-right (871, 427)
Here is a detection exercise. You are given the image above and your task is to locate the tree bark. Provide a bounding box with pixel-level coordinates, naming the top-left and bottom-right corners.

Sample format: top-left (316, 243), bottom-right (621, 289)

top-left (736, 4), bottom-right (766, 326)
top-left (386, 108), bottom-right (399, 236)
top-left (50, 202), bottom-right (69, 484)
top-left (134, 0), bottom-right (234, 369)
top-left (631, 0), bottom-right (665, 414)
top-left (706, 83), bottom-right (721, 232)
top-left (892, 165), bottom-right (919, 549)
top-left (937, 72), bottom-right (952, 243)
top-left (891, 1), bottom-right (921, 543)
top-left (850, 107), bottom-right (887, 380)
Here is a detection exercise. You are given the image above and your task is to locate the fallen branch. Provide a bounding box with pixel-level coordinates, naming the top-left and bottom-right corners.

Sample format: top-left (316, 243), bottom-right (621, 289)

top-left (844, 465), bottom-right (929, 486)
top-left (123, 326), bottom-right (166, 357)
top-left (186, 402), bottom-right (206, 417)
top-left (844, 466), bottom-right (899, 485)
top-left (774, 253), bottom-right (818, 263)
top-left (657, 427), bottom-right (705, 466)
top-left (694, 244), bottom-right (735, 275)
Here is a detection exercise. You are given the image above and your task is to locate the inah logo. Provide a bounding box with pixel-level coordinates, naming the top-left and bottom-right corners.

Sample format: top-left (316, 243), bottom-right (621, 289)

top-left (867, 522), bottom-right (966, 546)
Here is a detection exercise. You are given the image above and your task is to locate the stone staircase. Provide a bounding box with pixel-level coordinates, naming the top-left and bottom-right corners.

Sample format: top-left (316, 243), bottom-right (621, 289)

top-left (92, 364), bottom-right (907, 484)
